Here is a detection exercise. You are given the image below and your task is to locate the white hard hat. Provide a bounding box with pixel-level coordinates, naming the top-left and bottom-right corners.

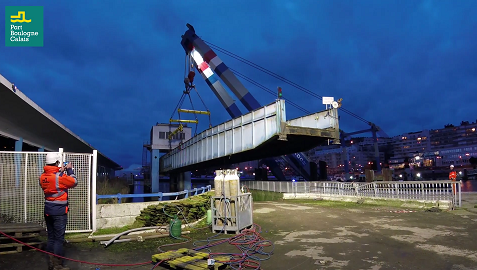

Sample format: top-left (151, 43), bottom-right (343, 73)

top-left (450, 164), bottom-right (454, 169)
top-left (45, 153), bottom-right (61, 166)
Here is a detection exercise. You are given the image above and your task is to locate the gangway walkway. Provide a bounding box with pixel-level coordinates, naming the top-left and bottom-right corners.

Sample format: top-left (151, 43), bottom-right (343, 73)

top-left (160, 100), bottom-right (339, 172)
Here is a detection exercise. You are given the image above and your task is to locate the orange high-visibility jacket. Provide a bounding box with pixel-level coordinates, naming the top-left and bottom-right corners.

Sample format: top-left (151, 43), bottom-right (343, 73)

top-left (449, 171), bottom-right (457, 180)
top-left (39, 165), bottom-right (77, 215)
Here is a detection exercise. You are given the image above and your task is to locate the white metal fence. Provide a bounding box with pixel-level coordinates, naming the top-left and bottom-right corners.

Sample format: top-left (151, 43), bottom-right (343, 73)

top-left (244, 180), bottom-right (462, 207)
top-left (0, 149), bottom-right (96, 233)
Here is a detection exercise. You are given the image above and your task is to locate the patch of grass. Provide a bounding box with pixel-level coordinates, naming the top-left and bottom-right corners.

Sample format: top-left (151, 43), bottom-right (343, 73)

top-left (250, 190), bottom-right (283, 202)
top-left (474, 204), bottom-right (477, 208)
top-left (135, 192), bottom-right (213, 227)
top-left (92, 224), bottom-right (143, 236)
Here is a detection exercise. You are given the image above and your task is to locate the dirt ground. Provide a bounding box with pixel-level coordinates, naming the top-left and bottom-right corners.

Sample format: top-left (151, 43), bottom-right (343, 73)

top-left (1, 198), bottom-right (477, 270)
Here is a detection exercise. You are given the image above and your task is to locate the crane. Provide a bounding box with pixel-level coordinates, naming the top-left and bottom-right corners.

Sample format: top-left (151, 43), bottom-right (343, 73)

top-left (180, 23), bottom-right (318, 181)
top-left (340, 122), bottom-right (389, 179)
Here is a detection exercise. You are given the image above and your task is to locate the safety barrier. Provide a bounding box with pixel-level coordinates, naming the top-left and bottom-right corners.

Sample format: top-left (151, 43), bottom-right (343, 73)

top-left (96, 185), bottom-right (212, 204)
top-left (0, 149), bottom-right (97, 233)
top-left (244, 180), bottom-right (462, 207)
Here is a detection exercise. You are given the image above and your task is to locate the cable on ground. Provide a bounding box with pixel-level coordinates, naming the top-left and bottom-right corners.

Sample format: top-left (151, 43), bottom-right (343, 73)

top-left (0, 230), bottom-right (153, 267)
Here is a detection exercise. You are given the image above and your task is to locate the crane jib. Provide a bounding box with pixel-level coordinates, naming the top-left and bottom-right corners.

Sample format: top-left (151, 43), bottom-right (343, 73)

top-left (180, 23), bottom-right (316, 181)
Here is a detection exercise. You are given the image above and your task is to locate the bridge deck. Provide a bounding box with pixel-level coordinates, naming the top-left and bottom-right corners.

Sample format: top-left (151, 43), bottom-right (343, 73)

top-left (160, 100), bottom-right (339, 172)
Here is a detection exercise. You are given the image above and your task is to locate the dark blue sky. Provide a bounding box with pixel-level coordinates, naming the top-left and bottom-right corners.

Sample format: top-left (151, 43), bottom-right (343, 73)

top-left (2, 0), bottom-right (477, 169)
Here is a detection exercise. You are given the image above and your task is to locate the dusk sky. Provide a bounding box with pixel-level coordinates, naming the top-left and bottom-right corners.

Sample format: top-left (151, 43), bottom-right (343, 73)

top-left (2, 0), bottom-right (477, 169)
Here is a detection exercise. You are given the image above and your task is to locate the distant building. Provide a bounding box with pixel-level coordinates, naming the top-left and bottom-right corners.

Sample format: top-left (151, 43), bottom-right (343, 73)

top-left (435, 146), bottom-right (477, 167)
top-left (142, 123), bottom-right (193, 178)
top-left (392, 130), bottom-right (432, 159)
top-left (430, 121), bottom-right (477, 150)
top-left (309, 141), bottom-right (387, 175)
top-left (389, 121), bottom-right (477, 168)
top-left (149, 123), bottom-right (192, 152)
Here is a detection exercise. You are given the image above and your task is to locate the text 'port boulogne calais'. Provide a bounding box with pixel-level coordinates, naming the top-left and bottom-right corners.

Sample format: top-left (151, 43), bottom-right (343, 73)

top-left (10, 24), bottom-right (39, 42)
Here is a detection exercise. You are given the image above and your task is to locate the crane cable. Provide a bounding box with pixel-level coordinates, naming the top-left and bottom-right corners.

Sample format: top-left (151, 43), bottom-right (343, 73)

top-left (204, 40), bottom-right (370, 125)
top-left (230, 68), bottom-right (311, 115)
top-left (169, 54), bottom-right (212, 150)
top-left (169, 93), bottom-right (187, 150)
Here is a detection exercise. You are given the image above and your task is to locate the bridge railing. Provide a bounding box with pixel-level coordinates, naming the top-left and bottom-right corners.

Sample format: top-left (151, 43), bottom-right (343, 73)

top-left (243, 181), bottom-right (462, 207)
top-left (96, 185), bottom-right (212, 204)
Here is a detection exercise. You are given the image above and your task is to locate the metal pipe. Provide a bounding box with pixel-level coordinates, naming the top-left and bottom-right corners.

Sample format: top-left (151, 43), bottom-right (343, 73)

top-left (169, 119), bottom-right (199, 124)
top-left (99, 231), bottom-right (191, 245)
top-left (103, 226), bottom-right (167, 247)
top-left (178, 109), bottom-right (210, 115)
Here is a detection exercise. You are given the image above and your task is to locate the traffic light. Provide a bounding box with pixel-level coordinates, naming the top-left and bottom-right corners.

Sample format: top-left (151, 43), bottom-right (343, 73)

top-left (277, 87), bottom-right (282, 99)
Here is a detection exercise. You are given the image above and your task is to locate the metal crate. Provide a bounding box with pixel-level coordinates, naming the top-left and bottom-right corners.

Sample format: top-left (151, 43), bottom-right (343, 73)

top-left (211, 193), bottom-right (253, 234)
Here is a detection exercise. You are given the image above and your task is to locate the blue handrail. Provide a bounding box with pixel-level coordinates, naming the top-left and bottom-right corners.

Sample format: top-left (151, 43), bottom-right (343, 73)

top-left (96, 185), bottom-right (212, 204)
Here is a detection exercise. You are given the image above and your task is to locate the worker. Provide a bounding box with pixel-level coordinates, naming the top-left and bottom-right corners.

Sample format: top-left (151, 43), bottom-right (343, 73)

top-left (449, 165), bottom-right (457, 181)
top-left (449, 164), bottom-right (457, 196)
top-left (39, 152), bottom-right (77, 270)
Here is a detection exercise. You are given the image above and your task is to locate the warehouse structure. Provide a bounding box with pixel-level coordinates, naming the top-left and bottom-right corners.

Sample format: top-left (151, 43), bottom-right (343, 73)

top-left (0, 73), bottom-right (121, 176)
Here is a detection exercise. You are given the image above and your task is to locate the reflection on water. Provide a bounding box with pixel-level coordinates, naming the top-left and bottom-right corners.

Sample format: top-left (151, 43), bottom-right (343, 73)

top-left (461, 180), bottom-right (477, 192)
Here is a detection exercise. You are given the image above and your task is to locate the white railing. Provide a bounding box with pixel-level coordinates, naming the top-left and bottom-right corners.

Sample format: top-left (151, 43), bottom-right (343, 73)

top-left (0, 149), bottom-right (96, 233)
top-left (243, 180), bottom-right (462, 207)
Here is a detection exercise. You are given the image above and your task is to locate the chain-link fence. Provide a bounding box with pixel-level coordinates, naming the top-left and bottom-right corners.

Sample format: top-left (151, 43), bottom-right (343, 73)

top-left (0, 150), bottom-right (95, 233)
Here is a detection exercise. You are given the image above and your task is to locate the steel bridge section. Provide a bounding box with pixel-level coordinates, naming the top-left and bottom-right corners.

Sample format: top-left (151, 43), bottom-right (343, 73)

top-left (160, 100), bottom-right (339, 172)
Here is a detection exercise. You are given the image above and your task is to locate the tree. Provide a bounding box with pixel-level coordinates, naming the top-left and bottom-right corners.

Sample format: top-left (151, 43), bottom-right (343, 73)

top-left (470, 157), bottom-right (477, 169)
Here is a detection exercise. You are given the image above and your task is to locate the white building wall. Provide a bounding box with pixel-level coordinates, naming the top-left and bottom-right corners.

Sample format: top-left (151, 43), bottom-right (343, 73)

top-left (150, 124), bottom-right (192, 151)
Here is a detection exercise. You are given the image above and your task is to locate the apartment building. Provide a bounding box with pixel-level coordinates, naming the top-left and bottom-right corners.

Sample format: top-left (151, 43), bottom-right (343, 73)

top-left (389, 121), bottom-right (477, 168)
top-left (430, 121), bottom-right (477, 149)
top-left (392, 130), bottom-right (432, 159)
top-left (309, 120), bottom-right (477, 173)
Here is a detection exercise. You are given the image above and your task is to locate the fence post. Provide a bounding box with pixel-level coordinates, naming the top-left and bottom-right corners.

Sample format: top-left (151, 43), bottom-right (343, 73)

top-left (23, 153), bottom-right (28, 223)
top-left (58, 148), bottom-right (64, 163)
top-left (91, 150), bottom-right (98, 232)
top-left (185, 190), bottom-right (189, 198)
top-left (15, 137), bottom-right (23, 188)
top-left (457, 180), bottom-right (462, 207)
top-left (420, 183), bottom-right (424, 199)
top-left (117, 193), bottom-right (122, 204)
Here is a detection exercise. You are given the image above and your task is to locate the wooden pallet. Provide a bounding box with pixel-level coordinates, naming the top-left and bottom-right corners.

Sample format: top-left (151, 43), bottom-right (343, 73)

top-left (0, 223), bottom-right (44, 255)
top-left (152, 248), bottom-right (229, 270)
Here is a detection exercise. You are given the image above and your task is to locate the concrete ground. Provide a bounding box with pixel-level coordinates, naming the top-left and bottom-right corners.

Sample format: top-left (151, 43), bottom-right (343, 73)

top-left (1, 195), bottom-right (477, 270)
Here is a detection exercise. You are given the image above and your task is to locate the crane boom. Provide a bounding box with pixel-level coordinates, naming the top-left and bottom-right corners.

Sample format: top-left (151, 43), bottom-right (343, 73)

top-left (182, 26), bottom-right (261, 111)
top-left (189, 48), bottom-right (242, 117)
top-left (181, 24), bottom-right (317, 181)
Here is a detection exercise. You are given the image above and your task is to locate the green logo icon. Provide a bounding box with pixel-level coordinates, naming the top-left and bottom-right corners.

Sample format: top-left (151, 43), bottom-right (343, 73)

top-left (5, 6), bottom-right (44, 47)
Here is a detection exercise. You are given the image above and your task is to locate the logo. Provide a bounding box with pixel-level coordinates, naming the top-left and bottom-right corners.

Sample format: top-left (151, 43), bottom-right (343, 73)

top-left (5, 6), bottom-right (43, 47)
top-left (11, 11), bottom-right (31, 23)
